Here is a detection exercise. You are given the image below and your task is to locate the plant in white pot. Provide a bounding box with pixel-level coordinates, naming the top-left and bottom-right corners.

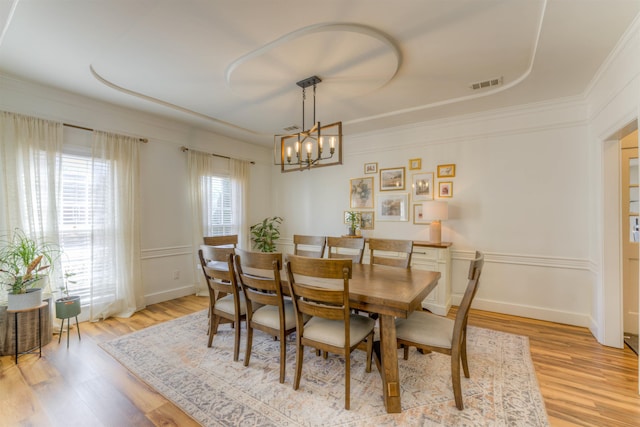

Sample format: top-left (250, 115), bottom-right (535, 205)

top-left (0, 229), bottom-right (60, 310)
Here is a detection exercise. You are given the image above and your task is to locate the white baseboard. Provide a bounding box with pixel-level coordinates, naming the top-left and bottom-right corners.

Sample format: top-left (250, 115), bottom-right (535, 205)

top-left (144, 284), bottom-right (198, 306)
top-left (458, 295), bottom-right (591, 328)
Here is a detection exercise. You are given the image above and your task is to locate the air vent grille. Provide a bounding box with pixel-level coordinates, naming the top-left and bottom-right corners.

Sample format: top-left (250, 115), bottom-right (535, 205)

top-left (470, 76), bottom-right (503, 90)
top-left (283, 125), bottom-right (299, 132)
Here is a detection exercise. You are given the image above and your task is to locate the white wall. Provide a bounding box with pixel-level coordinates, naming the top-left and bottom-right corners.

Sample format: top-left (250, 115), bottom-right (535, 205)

top-left (586, 16), bottom-right (640, 347)
top-left (273, 98), bottom-right (594, 327)
top-left (0, 75), bottom-right (274, 306)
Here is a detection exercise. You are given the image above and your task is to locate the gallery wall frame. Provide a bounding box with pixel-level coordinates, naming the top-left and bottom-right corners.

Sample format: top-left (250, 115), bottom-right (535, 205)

top-left (409, 158), bottom-right (421, 170)
top-left (437, 164), bottom-right (456, 178)
top-left (350, 177), bottom-right (374, 209)
top-left (380, 167), bottom-right (405, 191)
top-left (439, 181), bottom-right (453, 198)
top-left (413, 204), bottom-right (430, 224)
top-left (364, 162), bottom-right (378, 174)
top-left (360, 211), bottom-right (374, 230)
top-left (411, 172), bottom-right (434, 202)
top-left (377, 193), bottom-right (409, 221)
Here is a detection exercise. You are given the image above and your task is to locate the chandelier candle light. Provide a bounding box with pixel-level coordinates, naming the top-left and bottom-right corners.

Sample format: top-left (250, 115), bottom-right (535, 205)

top-left (422, 201), bottom-right (449, 244)
top-left (275, 76), bottom-right (343, 172)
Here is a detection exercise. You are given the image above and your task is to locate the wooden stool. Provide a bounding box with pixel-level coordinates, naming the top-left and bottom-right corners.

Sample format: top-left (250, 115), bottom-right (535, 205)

top-left (7, 302), bottom-right (47, 364)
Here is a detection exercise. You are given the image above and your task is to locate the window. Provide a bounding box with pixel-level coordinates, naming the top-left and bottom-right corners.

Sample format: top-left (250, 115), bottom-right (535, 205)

top-left (202, 175), bottom-right (235, 236)
top-left (57, 153), bottom-right (113, 303)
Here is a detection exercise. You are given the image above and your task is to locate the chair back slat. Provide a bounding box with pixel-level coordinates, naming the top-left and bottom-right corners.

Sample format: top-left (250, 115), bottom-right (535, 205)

top-left (285, 255), bottom-right (352, 320)
top-left (199, 247), bottom-right (236, 294)
top-left (327, 236), bottom-right (365, 264)
top-left (368, 238), bottom-right (413, 268)
top-left (234, 249), bottom-right (283, 308)
top-left (203, 234), bottom-right (238, 247)
top-left (293, 235), bottom-right (327, 258)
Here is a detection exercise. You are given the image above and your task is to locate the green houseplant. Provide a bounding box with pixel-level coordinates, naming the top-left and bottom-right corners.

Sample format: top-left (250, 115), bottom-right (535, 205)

top-left (345, 211), bottom-right (362, 236)
top-left (0, 228), bottom-right (59, 310)
top-left (250, 216), bottom-right (283, 252)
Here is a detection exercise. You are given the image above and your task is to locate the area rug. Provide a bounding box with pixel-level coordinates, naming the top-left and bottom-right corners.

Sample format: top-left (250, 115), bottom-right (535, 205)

top-left (100, 310), bottom-right (549, 426)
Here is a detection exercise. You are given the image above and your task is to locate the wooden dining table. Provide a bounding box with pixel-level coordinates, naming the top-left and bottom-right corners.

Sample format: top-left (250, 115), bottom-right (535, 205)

top-left (208, 255), bottom-right (440, 414)
top-left (346, 263), bottom-right (441, 413)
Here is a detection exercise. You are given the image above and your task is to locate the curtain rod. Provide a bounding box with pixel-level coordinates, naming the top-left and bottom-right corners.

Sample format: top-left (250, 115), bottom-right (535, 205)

top-left (63, 123), bottom-right (149, 143)
top-left (180, 146), bottom-right (255, 164)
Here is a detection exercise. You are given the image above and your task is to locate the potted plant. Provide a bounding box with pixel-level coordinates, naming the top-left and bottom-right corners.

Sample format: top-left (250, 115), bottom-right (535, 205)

top-left (345, 211), bottom-right (362, 236)
top-left (250, 216), bottom-right (283, 252)
top-left (0, 228), bottom-right (60, 310)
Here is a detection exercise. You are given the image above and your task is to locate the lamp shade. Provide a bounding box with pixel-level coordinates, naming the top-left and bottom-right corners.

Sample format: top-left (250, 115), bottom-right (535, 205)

top-left (422, 201), bottom-right (449, 221)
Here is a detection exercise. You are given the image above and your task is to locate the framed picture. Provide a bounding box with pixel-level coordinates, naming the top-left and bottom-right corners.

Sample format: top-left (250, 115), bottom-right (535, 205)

top-left (360, 211), bottom-right (374, 230)
top-left (377, 193), bottom-right (409, 221)
top-left (413, 204), bottom-right (430, 224)
top-left (411, 172), bottom-right (434, 202)
top-left (380, 167), bottom-right (405, 191)
top-left (364, 162), bottom-right (378, 174)
top-left (409, 158), bottom-right (422, 170)
top-left (439, 181), bottom-right (453, 198)
top-left (350, 177), bottom-right (374, 209)
top-left (437, 164), bottom-right (456, 178)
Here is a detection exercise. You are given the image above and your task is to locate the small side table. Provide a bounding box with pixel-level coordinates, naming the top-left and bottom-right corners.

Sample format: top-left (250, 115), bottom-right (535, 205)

top-left (7, 301), bottom-right (47, 364)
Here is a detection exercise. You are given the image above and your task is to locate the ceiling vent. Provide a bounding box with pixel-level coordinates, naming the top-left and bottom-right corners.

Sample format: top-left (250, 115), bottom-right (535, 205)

top-left (283, 125), bottom-right (300, 132)
top-left (469, 76), bottom-right (503, 90)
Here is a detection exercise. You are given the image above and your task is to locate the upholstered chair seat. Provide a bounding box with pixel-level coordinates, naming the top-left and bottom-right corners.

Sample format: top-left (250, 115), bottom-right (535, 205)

top-left (303, 315), bottom-right (375, 348)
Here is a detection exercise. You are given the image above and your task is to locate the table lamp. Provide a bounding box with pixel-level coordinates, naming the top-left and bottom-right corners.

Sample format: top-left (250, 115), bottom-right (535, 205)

top-left (422, 201), bottom-right (448, 244)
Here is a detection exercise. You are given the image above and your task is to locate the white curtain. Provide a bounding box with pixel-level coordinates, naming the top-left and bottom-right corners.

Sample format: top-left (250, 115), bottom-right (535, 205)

top-left (231, 158), bottom-right (250, 250)
top-left (89, 131), bottom-right (144, 319)
top-left (187, 149), bottom-right (250, 294)
top-left (0, 111), bottom-right (64, 296)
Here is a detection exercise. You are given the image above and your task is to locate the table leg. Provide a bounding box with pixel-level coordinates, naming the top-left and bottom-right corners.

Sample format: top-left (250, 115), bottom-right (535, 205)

top-left (374, 314), bottom-right (401, 413)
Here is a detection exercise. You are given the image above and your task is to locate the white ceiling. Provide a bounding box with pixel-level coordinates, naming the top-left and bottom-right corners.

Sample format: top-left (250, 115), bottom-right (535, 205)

top-left (1, 0), bottom-right (639, 146)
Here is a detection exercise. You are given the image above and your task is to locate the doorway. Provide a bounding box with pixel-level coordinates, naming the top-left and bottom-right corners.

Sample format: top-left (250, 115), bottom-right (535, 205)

top-left (622, 130), bottom-right (639, 354)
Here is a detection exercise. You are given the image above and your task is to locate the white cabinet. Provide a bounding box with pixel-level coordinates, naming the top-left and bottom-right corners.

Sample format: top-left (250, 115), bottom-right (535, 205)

top-left (411, 242), bottom-right (451, 316)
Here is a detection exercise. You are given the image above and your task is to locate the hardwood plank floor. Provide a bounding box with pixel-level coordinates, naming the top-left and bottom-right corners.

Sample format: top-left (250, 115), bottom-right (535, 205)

top-left (1, 295), bottom-right (639, 426)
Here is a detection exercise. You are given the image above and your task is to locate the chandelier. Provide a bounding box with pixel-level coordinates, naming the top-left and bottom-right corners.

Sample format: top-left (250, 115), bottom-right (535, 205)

top-left (274, 76), bottom-right (343, 172)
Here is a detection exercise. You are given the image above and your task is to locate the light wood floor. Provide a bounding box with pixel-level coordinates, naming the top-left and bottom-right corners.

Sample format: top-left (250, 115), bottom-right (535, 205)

top-left (1, 295), bottom-right (639, 426)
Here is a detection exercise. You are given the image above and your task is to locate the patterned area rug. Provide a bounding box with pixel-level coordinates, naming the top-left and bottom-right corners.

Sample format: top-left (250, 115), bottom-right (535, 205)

top-left (100, 310), bottom-right (548, 426)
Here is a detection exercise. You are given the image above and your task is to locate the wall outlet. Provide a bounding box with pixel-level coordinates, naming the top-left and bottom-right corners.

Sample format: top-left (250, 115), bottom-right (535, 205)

top-left (173, 270), bottom-right (180, 280)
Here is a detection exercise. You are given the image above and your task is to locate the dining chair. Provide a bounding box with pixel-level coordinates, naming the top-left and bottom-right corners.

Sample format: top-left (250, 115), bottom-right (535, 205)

top-left (203, 234), bottom-right (238, 248)
top-left (285, 255), bottom-right (375, 410)
top-left (327, 236), bottom-right (366, 264)
top-left (395, 251), bottom-right (485, 410)
top-left (234, 249), bottom-right (295, 384)
top-left (293, 234), bottom-right (327, 258)
top-left (198, 245), bottom-right (246, 361)
top-left (368, 238), bottom-right (413, 268)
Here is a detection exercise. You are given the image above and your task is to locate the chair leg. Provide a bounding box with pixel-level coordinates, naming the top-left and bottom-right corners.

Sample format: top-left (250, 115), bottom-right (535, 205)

top-left (279, 331), bottom-right (287, 384)
top-left (233, 318), bottom-right (241, 361)
top-left (461, 331), bottom-right (470, 378)
top-left (345, 352), bottom-right (351, 410)
top-left (451, 353), bottom-right (464, 410)
top-left (366, 336), bottom-right (373, 373)
top-left (293, 342), bottom-right (304, 390)
top-left (403, 345), bottom-right (409, 360)
top-left (244, 325), bottom-right (254, 367)
top-left (208, 315), bottom-right (220, 347)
